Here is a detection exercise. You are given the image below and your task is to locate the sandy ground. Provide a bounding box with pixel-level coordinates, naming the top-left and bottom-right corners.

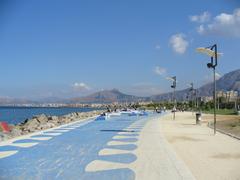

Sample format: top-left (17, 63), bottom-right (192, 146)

top-left (161, 112), bottom-right (240, 180)
top-left (202, 113), bottom-right (240, 137)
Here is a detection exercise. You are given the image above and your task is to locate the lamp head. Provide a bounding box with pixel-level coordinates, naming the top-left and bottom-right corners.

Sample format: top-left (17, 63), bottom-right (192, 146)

top-left (207, 63), bottom-right (213, 68)
top-left (196, 47), bottom-right (222, 58)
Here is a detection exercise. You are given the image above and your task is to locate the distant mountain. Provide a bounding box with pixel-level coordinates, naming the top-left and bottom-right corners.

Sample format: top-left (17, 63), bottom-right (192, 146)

top-left (0, 96), bottom-right (66, 105)
top-left (150, 89), bottom-right (188, 102)
top-left (198, 69), bottom-right (240, 96)
top-left (0, 97), bottom-right (33, 105)
top-left (39, 69), bottom-right (240, 104)
top-left (69, 89), bottom-right (146, 103)
top-left (1, 69), bottom-right (239, 104)
top-left (36, 97), bottom-right (67, 104)
top-left (150, 69), bottom-right (240, 101)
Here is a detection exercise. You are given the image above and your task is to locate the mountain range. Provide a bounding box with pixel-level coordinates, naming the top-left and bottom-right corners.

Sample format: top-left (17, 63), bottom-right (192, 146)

top-left (69, 89), bottom-right (146, 104)
top-left (149, 69), bottom-right (240, 102)
top-left (0, 69), bottom-right (239, 104)
top-left (70, 69), bottom-right (240, 103)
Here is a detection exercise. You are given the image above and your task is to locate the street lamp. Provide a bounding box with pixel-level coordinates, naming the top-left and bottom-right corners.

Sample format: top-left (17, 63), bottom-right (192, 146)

top-left (196, 44), bottom-right (221, 134)
top-left (187, 83), bottom-right (195, 115)
top-left (167, 76), bottom-right (177, 120)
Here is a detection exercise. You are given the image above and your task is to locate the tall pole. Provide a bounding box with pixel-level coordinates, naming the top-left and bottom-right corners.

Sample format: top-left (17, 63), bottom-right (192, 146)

top-left (213, 67), bottom-right (217, 134)
top-left (173, 85), bottom-right (176, 120)
top-left (170, 76), bottom-right (176, 120)
top-left (212, 44), bottom-right (217, 135)
top-left (192, 84), bottom-right (194, 115)
top-left (196, 89), bottom-right (198, 109)
top-left (197, 43), bottom-right (218, 135)
top-left (189, 83), bottom-right (194, 115)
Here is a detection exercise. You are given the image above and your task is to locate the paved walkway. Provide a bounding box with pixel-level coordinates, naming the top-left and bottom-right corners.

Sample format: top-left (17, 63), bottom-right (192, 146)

top-left (161, 112), bottom-right (240, 180)
top-left (0, 113), bottom-right (195, 180)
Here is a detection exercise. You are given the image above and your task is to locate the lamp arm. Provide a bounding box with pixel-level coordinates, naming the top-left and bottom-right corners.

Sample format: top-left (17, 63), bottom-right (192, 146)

top-left (210, 44), bottom-right (218, 68)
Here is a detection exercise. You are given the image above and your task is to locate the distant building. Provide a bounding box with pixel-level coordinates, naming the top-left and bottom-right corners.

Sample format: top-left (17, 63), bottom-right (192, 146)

top-left (200, 90), bottom-right (238, 103)
top-left (217, 90), bottom-right (238, 102)
top-left (138, 101), bottom-right (153, 105)
top-left (202, 96), bottom-right (213, 102)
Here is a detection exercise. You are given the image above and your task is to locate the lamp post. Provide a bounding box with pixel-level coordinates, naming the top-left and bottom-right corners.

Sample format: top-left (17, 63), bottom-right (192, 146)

top-left (167, 76), bottom-right (177, 120)
top-left (195, 89), bottom-right (198, 110)
top-left (197, 44), bottom-right (220, 135)
top-left (188, 83), bottom-right (194, 115)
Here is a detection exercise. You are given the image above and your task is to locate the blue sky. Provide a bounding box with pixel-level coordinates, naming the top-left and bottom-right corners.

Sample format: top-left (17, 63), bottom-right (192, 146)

top-left (0, 0), bottom-right (240, 99)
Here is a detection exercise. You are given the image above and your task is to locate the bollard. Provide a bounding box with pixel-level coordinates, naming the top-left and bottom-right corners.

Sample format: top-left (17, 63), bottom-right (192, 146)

top-left (196, 113), bottom-right (202, 125)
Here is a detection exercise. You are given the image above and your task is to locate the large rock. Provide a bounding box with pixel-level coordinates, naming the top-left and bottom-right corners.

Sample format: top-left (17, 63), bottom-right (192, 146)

top-left (24, 118), bottom-right (40, 132)
top-left (37, 122), bottom-right (55, 130)
top-left (10, 127), bottom-right (22, 137)
top-left (51, 119), bottom-right (61, 125)
top-left (0, 110), bottom-right (102, 142)
top-left (61, 117), bottom-right (72, 123)
top-left (34, 114), bottom-right (48, 123)
top-left (0, 132), bottom-right (11, 141)
top-left (63, 114), bottom-right (71, 119)
top-left (48, 116), bottom-right (58, 121)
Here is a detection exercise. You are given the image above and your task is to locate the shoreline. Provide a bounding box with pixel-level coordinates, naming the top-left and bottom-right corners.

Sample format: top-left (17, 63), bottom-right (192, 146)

top-left (0, 106), bottom-right (104, 125)
top-left (0, 110), bottom-right (104, 142)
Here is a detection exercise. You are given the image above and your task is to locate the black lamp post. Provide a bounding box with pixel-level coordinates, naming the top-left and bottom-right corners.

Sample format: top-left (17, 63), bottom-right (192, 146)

top-left (197, 44), bottom-right (218, 134)
top-left (188, 83), bottom-right (194, 115)
top-left (171, 76), bottom-right (177, 120)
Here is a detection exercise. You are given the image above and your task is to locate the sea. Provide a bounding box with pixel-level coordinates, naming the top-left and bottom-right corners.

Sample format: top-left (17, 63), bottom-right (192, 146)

top-left (0, 106), bottom-right (103, 125)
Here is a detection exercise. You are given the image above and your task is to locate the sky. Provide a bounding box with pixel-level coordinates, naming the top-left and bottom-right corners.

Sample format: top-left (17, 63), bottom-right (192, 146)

top-left (0, 0), bottom-right (240, 99)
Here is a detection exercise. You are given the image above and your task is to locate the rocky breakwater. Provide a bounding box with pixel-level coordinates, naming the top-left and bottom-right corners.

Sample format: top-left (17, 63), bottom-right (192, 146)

top-left (0, 110), bottom-right (103, 141)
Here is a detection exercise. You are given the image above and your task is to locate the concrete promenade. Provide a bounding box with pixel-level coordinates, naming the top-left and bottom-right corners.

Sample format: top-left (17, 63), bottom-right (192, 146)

top-left (161, 112), bottom-right (240, 180)
top-left (2, 112), bottom-right (238, 179)
top-left (0, 113), bottom-right (195, 180)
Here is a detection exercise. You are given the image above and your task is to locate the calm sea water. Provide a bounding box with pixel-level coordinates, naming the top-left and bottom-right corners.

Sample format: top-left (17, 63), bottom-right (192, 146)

top-left (0, 107), bottom-right (103, 125)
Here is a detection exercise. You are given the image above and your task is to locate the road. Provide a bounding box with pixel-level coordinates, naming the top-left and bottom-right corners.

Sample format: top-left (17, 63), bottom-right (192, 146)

top-left (0, 113), bottom-right (195, 180)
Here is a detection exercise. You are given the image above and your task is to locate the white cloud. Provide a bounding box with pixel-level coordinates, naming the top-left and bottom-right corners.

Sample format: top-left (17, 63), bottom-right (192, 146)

top-left (72, 82), bottom-right (91, 91)
top-left (154, 66), bottom-right (166, 75)
top-left (155, 44), bottom-right (161, 50)
top-left (197, 24), bottom-right (205, 34)
top-left (169, 34), bottom-right (189, 54)
top-left (190, 11), bottom-right (211, 23)
top-left (196, 8), bottom-right (240, 37)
